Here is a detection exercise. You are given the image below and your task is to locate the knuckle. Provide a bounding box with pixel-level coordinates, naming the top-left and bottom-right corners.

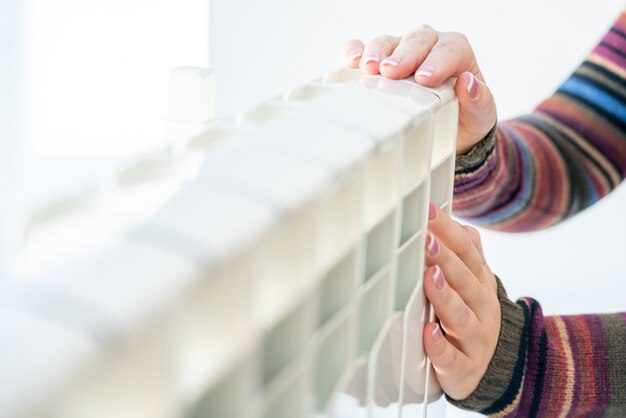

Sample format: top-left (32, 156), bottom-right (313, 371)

top-left (401, 36), bottom-right (433, 49)
top-left (416, 23), bottom-right (434, 32)
top-left (405, 25), bottom-right (436, 40)
top-left (472, 287), bottom-right (487, 307)
top-left (433, 39), bottom-right (460, 56)
top-left (447, 31), bottom-right (470, 46)
top-left (456, 271), bottom-right (474, 292)
top-left (457, 235), bottom-right (476, 259)
top-left (479, 280), bottom-right (491, 293)
top-left (463, 225), bottom-right (480, 243)
top-left (454, 305), bottom-right (473, 329)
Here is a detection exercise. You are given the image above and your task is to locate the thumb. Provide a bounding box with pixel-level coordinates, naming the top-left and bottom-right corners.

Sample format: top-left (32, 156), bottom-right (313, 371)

top-left (454, 71), bottom-right (497, 155)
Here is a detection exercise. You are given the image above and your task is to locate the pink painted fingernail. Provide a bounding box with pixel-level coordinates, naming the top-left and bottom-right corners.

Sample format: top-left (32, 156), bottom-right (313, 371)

top-left (432, 323), bottom-right (442, 342)
top-left (363, 54), bottom-right (380, 64)
top-left (433, 265), bottom-right (445, 290)
top-left (347, 49), bottom-right (363, 61)
top-left (426, 232), bottom-right (439, 256)
top-left (415, 65), bottom-right (435, 78)
top-left (381, 56), bottom-right (402, 66)
top-left (467, 73), bottom-right (479, 98)
top-left (428, 203), bottom-right (437, 221)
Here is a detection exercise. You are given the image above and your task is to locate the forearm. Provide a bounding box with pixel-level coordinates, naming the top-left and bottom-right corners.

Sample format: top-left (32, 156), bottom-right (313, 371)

top-left (451, 279), bottom-right (626, 416)
top-left (453, 11), bottom-right (626, 232)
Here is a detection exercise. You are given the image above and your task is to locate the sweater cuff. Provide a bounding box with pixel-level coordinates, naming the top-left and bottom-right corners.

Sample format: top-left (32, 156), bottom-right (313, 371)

top-left (447, 277), bottom-right (527, 413)
top-left (455, 124), bottom-right (497, 174)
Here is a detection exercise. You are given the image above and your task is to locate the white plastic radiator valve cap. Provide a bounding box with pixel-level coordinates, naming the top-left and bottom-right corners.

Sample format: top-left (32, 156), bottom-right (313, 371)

top-left (164, 66), bottom-right (216, 148)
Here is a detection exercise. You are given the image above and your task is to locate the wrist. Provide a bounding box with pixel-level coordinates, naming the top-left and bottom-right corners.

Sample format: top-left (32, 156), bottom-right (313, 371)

top-left (447, 276), bottom-right (528, 414)
top-left (455, 123), bottom-right (497, 173)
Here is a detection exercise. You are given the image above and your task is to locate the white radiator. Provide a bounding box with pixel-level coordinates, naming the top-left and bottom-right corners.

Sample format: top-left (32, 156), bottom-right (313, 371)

top-left (0, 68), bottom-right (458, 418)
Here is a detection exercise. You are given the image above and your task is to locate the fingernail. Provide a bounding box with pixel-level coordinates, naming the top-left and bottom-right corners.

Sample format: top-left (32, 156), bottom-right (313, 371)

top-left (432, 265), bottom-right (444, 290)
top-left (426, 232), bottom-right (439, 256)
top-left (467, 73), bottom-right (479, 98)
top-left (415, 65), bottom-right (434, 78)
top-left (432, 323), bottom-right (442, 342)
top-left (363, 54), bottom-right (380, 64)
top-left (381, 56), bottom-right (402, 67)
top-left (428, 203), bottom-right (437, 221)
top-left (347, 49), bottom-right (363, 61)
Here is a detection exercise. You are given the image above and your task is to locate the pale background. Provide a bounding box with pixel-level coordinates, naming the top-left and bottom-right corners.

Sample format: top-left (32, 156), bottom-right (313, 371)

top-left (1, 1), bottom-right (625, 416)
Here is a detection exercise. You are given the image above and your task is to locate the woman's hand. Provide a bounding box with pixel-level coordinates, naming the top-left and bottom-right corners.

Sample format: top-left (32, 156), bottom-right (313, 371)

top-left (341, 26), bottom-right (497, 154)
top-left (422, 203), bottom-right (501, 400)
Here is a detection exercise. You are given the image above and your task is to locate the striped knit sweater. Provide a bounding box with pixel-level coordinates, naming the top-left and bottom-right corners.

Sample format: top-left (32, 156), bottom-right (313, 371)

top-left (450, 11), bottom-right (626, 417)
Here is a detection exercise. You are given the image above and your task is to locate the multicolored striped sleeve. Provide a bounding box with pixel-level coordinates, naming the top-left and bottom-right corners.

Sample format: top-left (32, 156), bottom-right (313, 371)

top-left (453, 11), bottom-right (626, 232)
top-left (450, 280), bottom-right (626, 416)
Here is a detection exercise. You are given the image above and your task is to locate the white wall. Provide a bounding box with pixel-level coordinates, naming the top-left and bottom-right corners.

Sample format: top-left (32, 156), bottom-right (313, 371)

top-left (210, 2), bottom-right (626, 416)
top-left (0, 0), bottom-right (25, 268)
top-left (22, 0), bottom-right (210, 157)
top-left (1, 0), bottom-right (210, 251)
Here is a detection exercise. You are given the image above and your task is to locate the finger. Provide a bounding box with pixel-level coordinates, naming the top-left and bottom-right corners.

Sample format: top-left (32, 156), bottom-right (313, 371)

top-left (425, 232), bottom-right (486, 316)
top-left (423, 322), bottom-right (470, 378)
top-left (341, 39), bottom-right (365, 69)
top-left (463, 224), bottom-right (486, 263)
top-left (462, 224), bottom-right (498, 292)
top-left (455, 72), bottom-right (498, 154)
top-left (360, 35), bottom-right (400, 75)
top-left (424, 265), bottom-right (480, 346)
top-left (414, 31), bottom-right (482, 87)
top-left (379, 25), bottom-right (438, 80)
top-left (428, 203), bottom-right (485, 282)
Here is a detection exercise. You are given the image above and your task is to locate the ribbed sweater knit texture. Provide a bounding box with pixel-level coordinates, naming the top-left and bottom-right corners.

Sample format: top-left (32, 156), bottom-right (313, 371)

top-left (450, 10), bottom-right (626, 417)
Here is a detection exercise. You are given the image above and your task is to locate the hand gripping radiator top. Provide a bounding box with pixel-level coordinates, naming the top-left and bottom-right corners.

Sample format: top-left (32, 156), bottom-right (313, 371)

top-left (0, 68), bottom-right (458, 418)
